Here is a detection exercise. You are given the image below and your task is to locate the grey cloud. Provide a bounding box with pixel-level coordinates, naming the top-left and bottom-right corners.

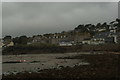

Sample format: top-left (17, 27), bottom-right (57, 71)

top-left (2, 2), bottom-right (118, 37)
top-left (0, 2), bottom-right (2, 38)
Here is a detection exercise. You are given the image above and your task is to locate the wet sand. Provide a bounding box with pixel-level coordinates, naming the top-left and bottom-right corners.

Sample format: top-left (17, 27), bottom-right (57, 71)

top-left (2, 53), bottom-right (89, 75)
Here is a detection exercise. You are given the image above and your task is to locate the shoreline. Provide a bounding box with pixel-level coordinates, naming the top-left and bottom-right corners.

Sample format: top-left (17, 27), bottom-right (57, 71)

top-left (2, 53), bottom-right (120, 79)
top-left (2, 52), bottom-right (87, 75)
top-left (2, 44), bottom-right (120, 55)
top-left (2, 50), bottom-right (120, 55)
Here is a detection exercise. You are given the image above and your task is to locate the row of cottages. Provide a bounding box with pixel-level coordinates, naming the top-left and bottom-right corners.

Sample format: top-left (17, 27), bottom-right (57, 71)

top-left (30, 33), bottom-right (70, 45)
top-left (50, 33), bottom-right (75, 46)
top-left (50, 32), bottom-right (91, 46)
top-left (31, 32), bottom-right (91, 46)
top-left (82, 31), bottom-right (118, 45)
top-left (82, 23), bottom-right (119, 45)
top-left (82, 38), bottom-right (105, 45)
top-left (30, 35), bottom-right (50, 45)
top-left (49, 33), bottom-right (70, 45)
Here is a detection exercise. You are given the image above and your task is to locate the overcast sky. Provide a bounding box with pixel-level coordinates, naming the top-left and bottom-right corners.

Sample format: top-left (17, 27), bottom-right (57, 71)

top-left (2, 2), bottom-right (118, 37)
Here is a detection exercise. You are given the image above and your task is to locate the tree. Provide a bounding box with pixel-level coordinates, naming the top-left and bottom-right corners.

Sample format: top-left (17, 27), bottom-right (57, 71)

top-left (13, 37), bottom-right (19, 45)
top-left (43, 34), bottom-right (51, 38)
top-left (3, 35), bottom-right (12, 41)
top-left (116, 18), bottom-right (120, 28)
top-left (19, 36), bottom-right (28, 45)
top-left (96, 23), bottom-right (101, 28)
top-left (74, 24), bottom-right (88, 32)
top-left (116, 18), bottom-right (120, 23)
top-left (101, 22), bottom-right (107, 27)
top-left (27, 37), bottom-right (33, 43)
top-left (13, 36), bottom-right (28, 45)
top-left (3, 35), bottom-right (12, 44)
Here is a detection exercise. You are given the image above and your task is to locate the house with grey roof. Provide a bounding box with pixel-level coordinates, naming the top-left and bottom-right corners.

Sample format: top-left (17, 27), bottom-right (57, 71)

top-left (92, 31), bottom-right (118, 44)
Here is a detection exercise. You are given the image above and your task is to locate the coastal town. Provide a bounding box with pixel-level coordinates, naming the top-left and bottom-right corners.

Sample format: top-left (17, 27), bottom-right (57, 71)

top-left (1, 19), bottom-right (120, 48)
top-left (1, 2), bottom-right (120, 79)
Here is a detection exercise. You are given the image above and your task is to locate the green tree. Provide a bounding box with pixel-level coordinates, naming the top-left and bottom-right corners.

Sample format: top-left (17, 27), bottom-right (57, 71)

top-left (13, 37), bottom-right (19, 45)
top-left (3, 35), bottom-right (12, 41)
top-left (74, 24), bottom-right (88, 32)
top-left (3, 35), bottom-right (12, 44)
top-left (96, 23), bottom-right (101, 28)
top-left (19, 36), bottom-right (28, 45)
top-left (116, 18), bottom-right (120, 28)
top-left (13, 36), bottom-right (28, 45)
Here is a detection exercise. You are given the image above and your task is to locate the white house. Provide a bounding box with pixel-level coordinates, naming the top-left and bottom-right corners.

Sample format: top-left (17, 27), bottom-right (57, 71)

top-left (82, 38), bottom-right (91, 44)
top-left (59, 40), bottom-right (74, 46)
top-left (90, 38), bottom-right (105, 45)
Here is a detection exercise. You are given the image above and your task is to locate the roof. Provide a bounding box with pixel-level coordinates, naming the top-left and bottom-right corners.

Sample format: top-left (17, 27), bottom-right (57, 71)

top-left (93, 32), bottom-right (117, 39)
